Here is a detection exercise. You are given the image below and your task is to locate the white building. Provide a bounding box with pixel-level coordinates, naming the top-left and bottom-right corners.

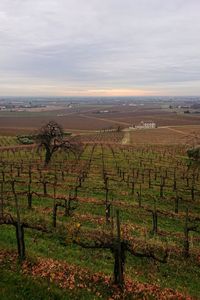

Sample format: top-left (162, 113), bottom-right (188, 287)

top-left (129, 121), bottom-right (156, 130)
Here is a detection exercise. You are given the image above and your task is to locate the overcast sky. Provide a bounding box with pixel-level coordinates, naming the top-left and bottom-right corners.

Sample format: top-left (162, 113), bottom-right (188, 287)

top-left (0, 0), bottom-right (200, 96)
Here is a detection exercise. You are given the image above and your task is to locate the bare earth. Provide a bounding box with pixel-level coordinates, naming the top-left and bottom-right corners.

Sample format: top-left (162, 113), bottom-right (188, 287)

top-left (0, 103), bottom-right (200, 145)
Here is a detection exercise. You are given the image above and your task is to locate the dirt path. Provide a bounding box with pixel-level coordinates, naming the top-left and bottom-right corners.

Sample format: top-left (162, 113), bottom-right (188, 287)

top-left (78, 114), bottom-right (131, 126)
top-left (165, 126), bottom-right (196, 137)
top-left (122, 130), bottom-right (130, 145)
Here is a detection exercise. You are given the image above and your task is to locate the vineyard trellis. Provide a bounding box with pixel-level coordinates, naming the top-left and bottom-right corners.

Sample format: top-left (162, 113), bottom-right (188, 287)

top-left (0, 132), bottom-right (200, 295)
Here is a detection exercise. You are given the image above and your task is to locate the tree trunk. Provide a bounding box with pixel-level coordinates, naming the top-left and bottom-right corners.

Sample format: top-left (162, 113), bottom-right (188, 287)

top-left (174, 195), bottom-right (179, 214)
top-left (15, 224), bottom-right (25, 260)
top-left (45, 147), bottom-right (52, 166)
top-left (53, 204), bottom-right (58, 227)
top-left (27, 192), bottom-right (32, 209)
top-left (152, 210), bottom-right (158, 234)
top-left (183, 208), bottom-right (190, 258)
top-left (43, 182), bottom-right (47, 195)
top-left (113, 210), bottom-right (124, 287)
top-left (27, 184), bottom-right (32, 209)
top-left (12, 181), bottom-right (25, 260)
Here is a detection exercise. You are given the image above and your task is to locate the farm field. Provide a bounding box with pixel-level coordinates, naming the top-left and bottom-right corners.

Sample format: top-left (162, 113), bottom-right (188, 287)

top-left (0, 131), bottom-right (200, 299)
top-left (127, 126), bottom-right (200, 145)
top-left (84, 109), bottom-right (200, 128)
top-left (75, 125), bottom-right (200, 146)
top-left (1, 101), bottom-right (200, 135)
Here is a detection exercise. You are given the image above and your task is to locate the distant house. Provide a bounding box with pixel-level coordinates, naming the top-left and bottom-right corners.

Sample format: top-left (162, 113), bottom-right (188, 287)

top-left (136, 121), bottom-right (156, 129)
top-left (129, 121), bottom-right (157, 130)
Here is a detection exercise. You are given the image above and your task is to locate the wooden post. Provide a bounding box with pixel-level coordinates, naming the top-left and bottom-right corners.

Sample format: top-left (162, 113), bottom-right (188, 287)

top-left (27, 184), bottom-right (32, 209)
top-left (113, 210), bottom-right (124, 287)
top-left (12, 181), bottom-right (25, 260)
top-left (53, 203), bottom-right (58, 228)
top-left (174, 192), bottom-right (180, 214)
top-left (43, 181), bottom-right (47, 195)
top-left (152, 200), bottom-right (158, 234)
top-left (183, 208), bottom-right (189, 258)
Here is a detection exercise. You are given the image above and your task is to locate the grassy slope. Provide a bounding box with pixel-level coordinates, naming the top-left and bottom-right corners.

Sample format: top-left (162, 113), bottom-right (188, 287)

top-left (0, 140), bottom-right (199, 299)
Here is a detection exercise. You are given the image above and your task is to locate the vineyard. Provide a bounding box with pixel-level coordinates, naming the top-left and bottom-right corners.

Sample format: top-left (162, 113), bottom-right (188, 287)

top-left (0, 136), bottom-right (18, 147)
top-left (0, 131), bottom-right (200, 299)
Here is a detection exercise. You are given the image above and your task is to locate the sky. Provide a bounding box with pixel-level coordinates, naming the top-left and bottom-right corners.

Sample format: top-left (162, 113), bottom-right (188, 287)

top-left (0, 0), bottom-right (200, 97)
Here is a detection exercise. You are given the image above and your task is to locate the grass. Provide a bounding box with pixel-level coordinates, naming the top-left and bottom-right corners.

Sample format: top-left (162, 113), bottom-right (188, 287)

top-left (0, 268), bottom-right (99, 300)
top-left (0, 142), bottom-right (200, 299)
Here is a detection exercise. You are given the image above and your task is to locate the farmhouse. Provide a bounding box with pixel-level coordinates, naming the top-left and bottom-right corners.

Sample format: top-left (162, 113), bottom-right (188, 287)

top-left (129, 121), bottom-right (157, 130)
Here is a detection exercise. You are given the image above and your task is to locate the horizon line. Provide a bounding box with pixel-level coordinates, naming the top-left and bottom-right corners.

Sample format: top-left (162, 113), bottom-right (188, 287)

top-left (0, 95), bottom-right (200, 98)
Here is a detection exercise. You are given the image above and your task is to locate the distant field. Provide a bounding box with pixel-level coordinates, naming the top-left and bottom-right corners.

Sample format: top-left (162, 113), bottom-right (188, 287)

top-left (168, 125), bottom-right (200, 135)
top-left (0, 104), bottom-right (113, 134)
top-left (0, 103), bottom-right (200, 137)
top-left (127, 125), bottom-right (200, 145)
top-left (92, 113), bottom-right (200, 127)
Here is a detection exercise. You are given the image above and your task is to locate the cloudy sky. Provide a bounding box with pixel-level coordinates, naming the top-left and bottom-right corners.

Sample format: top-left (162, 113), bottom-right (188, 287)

top-left (0, 0), bottom-right (200, 96)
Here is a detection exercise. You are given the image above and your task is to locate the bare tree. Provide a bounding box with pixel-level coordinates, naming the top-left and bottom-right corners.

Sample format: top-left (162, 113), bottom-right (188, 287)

top-left (35, 121), bottom-right (81, 166)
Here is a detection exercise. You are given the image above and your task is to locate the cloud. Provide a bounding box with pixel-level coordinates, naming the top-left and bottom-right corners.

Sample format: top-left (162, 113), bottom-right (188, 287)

top-left (0, 0), bottom-right (200, 96)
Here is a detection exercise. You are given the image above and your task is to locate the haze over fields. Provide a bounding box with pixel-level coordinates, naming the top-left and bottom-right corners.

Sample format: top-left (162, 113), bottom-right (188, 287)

top-left (0, 96), bottom-right (200, 147)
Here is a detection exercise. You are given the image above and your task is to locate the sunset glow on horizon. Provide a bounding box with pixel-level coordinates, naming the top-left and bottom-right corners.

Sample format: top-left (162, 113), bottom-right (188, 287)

top-left (0, 0), bottom-right (200, 97)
